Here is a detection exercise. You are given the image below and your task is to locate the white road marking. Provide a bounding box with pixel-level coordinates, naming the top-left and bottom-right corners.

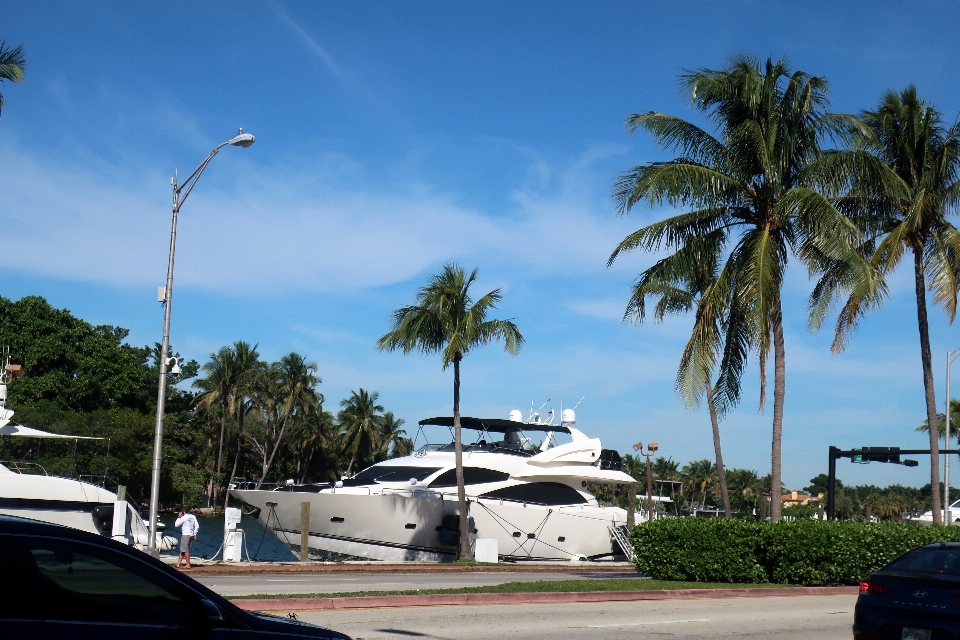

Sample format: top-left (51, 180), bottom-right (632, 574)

top-left (584, 618), bottom-right (709, 628)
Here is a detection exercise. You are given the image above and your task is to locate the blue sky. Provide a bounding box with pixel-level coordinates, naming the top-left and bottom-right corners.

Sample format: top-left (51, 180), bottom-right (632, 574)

top-left (3, 1), bottom-right (960, 490)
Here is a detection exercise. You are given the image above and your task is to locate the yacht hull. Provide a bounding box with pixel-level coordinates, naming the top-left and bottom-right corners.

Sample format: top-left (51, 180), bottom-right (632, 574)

top-left (230, 488), bottom-right (625, 562)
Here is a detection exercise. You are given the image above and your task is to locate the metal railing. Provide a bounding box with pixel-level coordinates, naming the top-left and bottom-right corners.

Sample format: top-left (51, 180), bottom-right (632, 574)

top-left (0, 461), bottom-right (48, 475)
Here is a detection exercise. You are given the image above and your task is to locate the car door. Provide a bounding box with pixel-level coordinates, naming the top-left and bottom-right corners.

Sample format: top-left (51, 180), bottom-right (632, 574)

top-left (0, 532), bottom-right (228, 639)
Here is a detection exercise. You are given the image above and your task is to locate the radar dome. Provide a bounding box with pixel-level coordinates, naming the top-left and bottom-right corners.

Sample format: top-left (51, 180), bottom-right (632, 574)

top-left (561, 408), bottom-right (576, 424)
top-left (508, 409), bottom-right (523, 422)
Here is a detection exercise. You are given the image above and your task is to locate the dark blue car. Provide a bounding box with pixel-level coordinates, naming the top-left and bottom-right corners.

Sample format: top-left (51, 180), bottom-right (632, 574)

top-left (0, 514), bottom-right (352, 639)
top-left (854, 542), bottom-right (960, 640)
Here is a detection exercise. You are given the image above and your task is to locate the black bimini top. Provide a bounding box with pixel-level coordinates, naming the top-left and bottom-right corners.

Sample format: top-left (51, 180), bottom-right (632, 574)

top-left (418, 416), bottom-right (571, 434)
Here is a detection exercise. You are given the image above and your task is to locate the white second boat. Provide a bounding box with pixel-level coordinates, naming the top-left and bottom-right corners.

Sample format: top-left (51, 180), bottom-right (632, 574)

top-left (231, 408), bottom-right (637, 562)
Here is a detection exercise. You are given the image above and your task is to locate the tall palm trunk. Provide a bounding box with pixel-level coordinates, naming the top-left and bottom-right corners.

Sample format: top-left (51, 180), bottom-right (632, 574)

top-left (770, 300), bottom-right (786, 522)
top-left (914, 246), bottom-right (943, 524)
top-left (211, 406), bottom-right (227, 508)
top-left (453, 354), bottom-right (472, 560)
top-left (706, 380), bottom-right (732, 518)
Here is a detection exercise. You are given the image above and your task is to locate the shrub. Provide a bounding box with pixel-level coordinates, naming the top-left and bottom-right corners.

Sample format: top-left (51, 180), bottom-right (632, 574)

top-left (630, 517), bottom-right (767, 583)
top-left (631, 518), bottom-right (960, 586)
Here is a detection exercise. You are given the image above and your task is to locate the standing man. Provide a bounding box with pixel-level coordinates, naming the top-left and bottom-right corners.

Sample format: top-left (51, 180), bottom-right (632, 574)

top-left (175, 505), bottom-right (199, 569)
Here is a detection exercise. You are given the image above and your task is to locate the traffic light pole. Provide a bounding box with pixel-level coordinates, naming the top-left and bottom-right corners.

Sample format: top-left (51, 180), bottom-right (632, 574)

top-left (826, 446), bottom-right (958, 520)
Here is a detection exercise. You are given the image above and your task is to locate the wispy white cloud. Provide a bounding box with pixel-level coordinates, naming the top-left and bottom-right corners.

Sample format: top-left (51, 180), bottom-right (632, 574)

top-left (0, 139), bottom-right (639, 296)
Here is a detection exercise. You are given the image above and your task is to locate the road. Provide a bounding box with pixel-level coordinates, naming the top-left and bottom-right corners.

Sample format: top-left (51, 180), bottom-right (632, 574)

top-left (195, 570), bottom-right (640, 596)
top-left (296, 595), bottom-right (858, 640)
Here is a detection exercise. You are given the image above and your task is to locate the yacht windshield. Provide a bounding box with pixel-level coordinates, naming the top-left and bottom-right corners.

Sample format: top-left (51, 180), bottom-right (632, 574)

top-left (353, 465), bottom-right (441, 483)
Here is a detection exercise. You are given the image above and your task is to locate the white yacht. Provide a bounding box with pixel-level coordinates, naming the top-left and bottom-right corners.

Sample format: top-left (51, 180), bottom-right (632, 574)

top-left (0, 366), bottom-right (177, 551)
top-left (230, 408), bottom-right (638, 562)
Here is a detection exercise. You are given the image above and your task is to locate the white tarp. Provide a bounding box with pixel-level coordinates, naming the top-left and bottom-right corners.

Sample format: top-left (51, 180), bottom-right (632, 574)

top-left (0, 423), bottom-right (103, 439)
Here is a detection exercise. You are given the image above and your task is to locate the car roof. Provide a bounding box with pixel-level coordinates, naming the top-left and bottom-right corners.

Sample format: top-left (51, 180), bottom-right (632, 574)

top-left (0, 513), bottom-right (152, 556)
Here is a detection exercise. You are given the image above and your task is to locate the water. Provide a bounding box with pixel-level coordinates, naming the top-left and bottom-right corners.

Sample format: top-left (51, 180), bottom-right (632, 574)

top-left (160, 513), bottom-right (297, 562)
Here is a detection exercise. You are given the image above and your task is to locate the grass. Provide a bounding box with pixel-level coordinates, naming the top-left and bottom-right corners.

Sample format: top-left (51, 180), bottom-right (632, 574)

top-left (228, 577), bottom-right (797, 600)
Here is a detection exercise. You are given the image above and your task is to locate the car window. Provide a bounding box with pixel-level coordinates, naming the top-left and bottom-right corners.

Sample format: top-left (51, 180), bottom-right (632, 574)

top-left (0, 534), bottom-right (199, 625)
top-left (885, 548), bottom-right (960, 576)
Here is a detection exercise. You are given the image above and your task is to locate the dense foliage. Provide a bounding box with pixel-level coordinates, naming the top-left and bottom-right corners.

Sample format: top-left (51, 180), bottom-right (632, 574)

top-left (631, 518), bottom-right (960, 585)
top-left (0, 296), bottom-right (410, 510)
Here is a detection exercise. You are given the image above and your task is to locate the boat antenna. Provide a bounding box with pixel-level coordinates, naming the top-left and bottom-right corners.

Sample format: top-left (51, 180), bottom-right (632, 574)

top-left (528, 397), bottom-right (552, 424)
top-left (572, 396), bottom-right (585, 410)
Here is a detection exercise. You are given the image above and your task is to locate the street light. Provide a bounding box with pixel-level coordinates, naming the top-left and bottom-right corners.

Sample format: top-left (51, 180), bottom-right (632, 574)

top-left (146, 129), bottom-right (255, 557)
top-left (947, 347), bottom-right (960, 526)
top-left (633, 441), bottom-right (659, 522)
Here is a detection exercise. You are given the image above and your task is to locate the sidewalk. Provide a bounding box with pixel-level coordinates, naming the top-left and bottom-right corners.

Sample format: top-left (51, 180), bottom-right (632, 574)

top-left (232, 586), bottom-right (859, 612)
top-left (160, 558), bottom-right (635, 574)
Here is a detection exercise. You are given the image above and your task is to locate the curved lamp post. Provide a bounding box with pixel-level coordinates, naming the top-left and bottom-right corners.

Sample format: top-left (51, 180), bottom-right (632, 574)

top-left (146, 129), bottom-right (255, 556)
top-left (633, 441), bottom-right (659, 522)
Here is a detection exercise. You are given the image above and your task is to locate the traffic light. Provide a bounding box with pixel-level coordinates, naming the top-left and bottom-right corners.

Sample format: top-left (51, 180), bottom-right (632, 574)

top-left (861, 446), bottom-right (901, 463)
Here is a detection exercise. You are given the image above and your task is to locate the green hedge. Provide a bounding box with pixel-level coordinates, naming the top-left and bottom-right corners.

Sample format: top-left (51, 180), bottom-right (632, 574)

top-left (631, 518), bottom-right (960, 586)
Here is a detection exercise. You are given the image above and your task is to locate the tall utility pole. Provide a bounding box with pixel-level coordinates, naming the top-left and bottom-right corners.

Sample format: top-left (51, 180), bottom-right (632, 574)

top-left (145, 130), bottom-right (255, 557)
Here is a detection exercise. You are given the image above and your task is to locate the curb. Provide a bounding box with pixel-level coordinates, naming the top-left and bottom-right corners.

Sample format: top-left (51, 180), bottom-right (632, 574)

top-left (232, 586), bottom-right (859, 612)
top-left (181, 563), bottom-right (635, 575)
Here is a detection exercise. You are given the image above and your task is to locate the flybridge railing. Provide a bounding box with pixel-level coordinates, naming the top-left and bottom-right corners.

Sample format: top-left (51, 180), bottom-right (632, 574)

top-left (0, 461), bottom-right (48, 475)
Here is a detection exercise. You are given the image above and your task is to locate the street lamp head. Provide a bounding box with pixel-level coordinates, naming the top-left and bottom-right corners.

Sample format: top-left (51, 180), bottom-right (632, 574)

top-left (633, 442), bottom-right (643, 451)
top-left (648, 443), bottom-right (658, 453)
top-left (227, 128), bottom-right (255, 148)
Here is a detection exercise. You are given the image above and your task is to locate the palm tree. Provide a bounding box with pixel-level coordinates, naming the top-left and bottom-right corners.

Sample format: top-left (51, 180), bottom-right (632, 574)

top-left (916, 398), bottom-right (960, 444)
top-left (291, 406), bottom-right (337, 484)
top-left (377, 411), bottom-right (407, 459)
top-left (810, 88), bottom-right (960, 524)
top-left (377, 264), bottom-right (523, 559)
top-left (607, 56), bottom-right (864, 521)
top-left (193, 346), bottom-right (238, 507)
top-left (622, 236), bottom-right (732, 517)
top-left (651, 456), bottom-right (681, 480)
top-left (682, 459), bottom-right (717, 511)
top-left (622, 453), bottom-right (645, 482)
top-left (0, 40), bottom-right (25, 116)
top-left (339, 388), bottom-right (384, 476)
top-left (726, 468), bottom-right (762, 513)
top-left (223, 341), bottom-right (262, 511)
top-left (255, 353), bottom-right (320, 488)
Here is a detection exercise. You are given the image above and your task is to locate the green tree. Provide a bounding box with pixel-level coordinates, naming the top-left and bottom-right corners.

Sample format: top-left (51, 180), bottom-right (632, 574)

top-left (0, 39), bottom-right (25, 116)
top-left (682, 459), bottom-right (717, 511)
top-left (251, 353), bottom-right (320, 488)
top-left (726, 468), bottom-right (763, 513)
top-left (0, 296), bottom-right (156, 412)
top-left (608, 56), bottom-right (864, 521)
top-left (651, 456), bottom-right (681, 480)
top-left (377, 264), bottom-right (523, 559)
top-left (377, 411), bottom-right (408, 460)
top-left (290, 405), bottom-right (338, 484)
top-left (339, 388), bottom-right (384, 476)
top-left (193, 346), bottom-right (238, 505)
top-left (805, 473), bottom-right (840, 497)
top-left (224, 341), bottom-right (263, 510)
top-left (810, 87), bottom-right (960, 523)
top-left (916, 399), bottom-right (960, 444)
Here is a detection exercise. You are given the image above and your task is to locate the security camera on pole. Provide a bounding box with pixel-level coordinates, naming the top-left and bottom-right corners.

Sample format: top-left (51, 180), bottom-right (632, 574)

top-left (145, 130), bottom-right (255, 557)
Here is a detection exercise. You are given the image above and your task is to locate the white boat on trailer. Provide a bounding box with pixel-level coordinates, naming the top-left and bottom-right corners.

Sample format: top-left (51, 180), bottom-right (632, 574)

top-left (230, 408), bottom-right (637, 562)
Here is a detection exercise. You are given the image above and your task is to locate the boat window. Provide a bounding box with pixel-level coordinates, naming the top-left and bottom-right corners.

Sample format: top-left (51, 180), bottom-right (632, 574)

top-left (479, 482), bottom-right (588, 506)
top-left (429, 468), bottom-right (510, 487)
top-left (0, 534), bottom-right (201, 625)
top-left (353, 465), bottom-right (442, 483)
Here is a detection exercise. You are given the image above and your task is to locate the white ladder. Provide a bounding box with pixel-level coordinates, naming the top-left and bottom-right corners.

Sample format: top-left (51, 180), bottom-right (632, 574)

top-left (609, 524), bottom-right (635, 562)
